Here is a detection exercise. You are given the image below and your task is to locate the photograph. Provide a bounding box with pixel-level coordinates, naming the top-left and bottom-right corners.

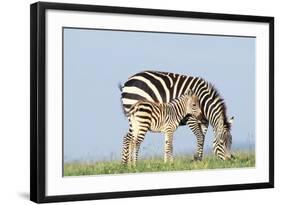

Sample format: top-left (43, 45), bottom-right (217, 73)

top-left (30, 2), bottom-right (273, 202)
top-left (63, 27), bottom-right (256, 176)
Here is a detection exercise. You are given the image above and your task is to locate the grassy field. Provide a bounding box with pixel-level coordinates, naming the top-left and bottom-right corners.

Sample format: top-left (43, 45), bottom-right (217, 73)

top-left (64, 151), bottom-right (255, 176)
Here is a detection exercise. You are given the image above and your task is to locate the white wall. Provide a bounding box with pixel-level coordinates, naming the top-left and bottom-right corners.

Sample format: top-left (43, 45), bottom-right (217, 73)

top-left (0, 0), bottom-right (279, 204)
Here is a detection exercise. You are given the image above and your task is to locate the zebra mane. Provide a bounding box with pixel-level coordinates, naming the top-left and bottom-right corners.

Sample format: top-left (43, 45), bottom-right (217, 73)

top-left (202, 79), bottom-right (231, 130)
top-left (169, 89), bottom-right (193, 105)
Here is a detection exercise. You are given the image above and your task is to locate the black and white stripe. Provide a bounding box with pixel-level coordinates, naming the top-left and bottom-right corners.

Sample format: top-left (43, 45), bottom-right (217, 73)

top-left (122, 90), bottom-right (202, 166)
top-left (120, 70), bottom-right (234, 161)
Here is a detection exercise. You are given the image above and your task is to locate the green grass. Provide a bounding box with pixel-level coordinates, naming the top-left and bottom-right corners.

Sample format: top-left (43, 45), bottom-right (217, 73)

top-left (64, 151), bottom-right (255, 176)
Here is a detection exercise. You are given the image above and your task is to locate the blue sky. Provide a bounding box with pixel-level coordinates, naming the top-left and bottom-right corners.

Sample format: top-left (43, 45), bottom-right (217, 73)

top-left (63, 28), bottom-right (255, 162)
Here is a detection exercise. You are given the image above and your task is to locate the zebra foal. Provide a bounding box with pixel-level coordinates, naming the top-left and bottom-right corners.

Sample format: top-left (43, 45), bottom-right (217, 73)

top-left (122, 90), bottom-right (202, 166)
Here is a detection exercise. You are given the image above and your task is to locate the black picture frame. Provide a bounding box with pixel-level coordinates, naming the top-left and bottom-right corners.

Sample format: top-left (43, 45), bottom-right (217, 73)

top-left (30, 1), bottom-right (274, 203)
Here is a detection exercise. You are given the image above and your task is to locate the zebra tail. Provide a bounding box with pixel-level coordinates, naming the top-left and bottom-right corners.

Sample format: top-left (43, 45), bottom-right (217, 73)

top-left (118, 82), bottom-right (128, 117)
top-left (118, 82), bottom-right (123, 92)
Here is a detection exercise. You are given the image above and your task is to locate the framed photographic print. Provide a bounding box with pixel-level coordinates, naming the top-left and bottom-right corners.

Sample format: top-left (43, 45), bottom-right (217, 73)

top-left (30, 1), bottom-right (274, 203)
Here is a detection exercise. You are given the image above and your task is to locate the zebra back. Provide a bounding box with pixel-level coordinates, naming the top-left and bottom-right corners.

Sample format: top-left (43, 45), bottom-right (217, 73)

top-left (120, 70), bottom-right (229, 128)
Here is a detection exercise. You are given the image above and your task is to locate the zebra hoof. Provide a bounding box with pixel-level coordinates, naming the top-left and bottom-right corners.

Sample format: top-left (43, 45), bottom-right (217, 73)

top-left (193, 154), bottom-right (202, 161)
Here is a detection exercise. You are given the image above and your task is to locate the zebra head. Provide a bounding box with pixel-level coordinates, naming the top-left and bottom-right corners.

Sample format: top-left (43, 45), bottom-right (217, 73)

top-left (184, 90), bottom-right (203, 120)
top-left (213, 116), bottom-right (234, 160)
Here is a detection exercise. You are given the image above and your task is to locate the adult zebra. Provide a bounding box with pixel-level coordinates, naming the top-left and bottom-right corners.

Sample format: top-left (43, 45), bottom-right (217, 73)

top-left (120, 70), bottom-right (234, 161)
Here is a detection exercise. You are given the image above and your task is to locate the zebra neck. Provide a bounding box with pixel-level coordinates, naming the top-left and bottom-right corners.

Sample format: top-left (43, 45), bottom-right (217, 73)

top-left (212, 115), bottom-right (228, 134)
top-left (168, 99), bottom-right (185, 121)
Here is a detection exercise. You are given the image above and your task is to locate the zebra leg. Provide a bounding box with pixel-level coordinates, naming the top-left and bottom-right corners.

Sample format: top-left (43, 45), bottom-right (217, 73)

top-left (121, 132), bottom-right (133, 165)
top-left (131, 139), bottom-right (138, 167)
top-left (186, 117), bottom-right (208, 161)
top-left (164, 132), bottom-right (174, 163)
top-left (132, 131), bottom-right (147, 167)
top-left (128, 138), bottom-right (134, 166)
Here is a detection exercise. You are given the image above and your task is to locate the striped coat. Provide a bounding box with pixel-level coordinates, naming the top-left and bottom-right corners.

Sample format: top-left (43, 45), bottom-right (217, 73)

top-left (120, 70), bottom-right (234, 161)
top-left (122, 90), bottom-right (202, 166)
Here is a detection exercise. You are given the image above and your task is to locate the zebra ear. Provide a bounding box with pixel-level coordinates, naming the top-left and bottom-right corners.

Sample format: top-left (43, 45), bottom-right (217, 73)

top-left (228, 116), bottom-right (234, 124)
top-left (186, 89), bottom-right (194, 96)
